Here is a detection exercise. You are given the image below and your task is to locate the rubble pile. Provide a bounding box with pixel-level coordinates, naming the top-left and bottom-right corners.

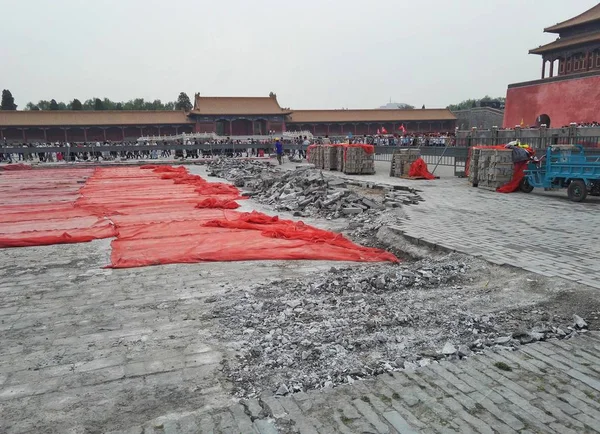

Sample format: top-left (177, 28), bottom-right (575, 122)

top-left (206, 158), bottom-right (279, 188)
top-left (253, 169), bottom-right (423, 218)
top-left (205, 159), bottom-right (423, 219)
top-left (209, 255), bottom-right (592, 398)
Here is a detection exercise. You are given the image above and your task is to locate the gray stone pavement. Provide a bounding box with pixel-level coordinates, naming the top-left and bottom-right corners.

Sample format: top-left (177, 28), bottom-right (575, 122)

top-left (107, 333), bottom-right (600, 433)
top-left (306, 160), bottom-right (600, 290)
top-left (0, 238), bottom-right (349, 434)
top-left (2, 160), bottom-right (600, 433)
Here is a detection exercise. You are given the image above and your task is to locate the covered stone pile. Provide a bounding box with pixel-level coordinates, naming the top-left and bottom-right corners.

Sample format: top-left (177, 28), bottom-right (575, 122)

top-left (308, 144), bottom-right (375, 175)
top-left (470, 148), bottom-right (514, 190)
top-left (205, 159), bottom-right (422, 219)
top-left (390, 148), bottom-right (421, 178)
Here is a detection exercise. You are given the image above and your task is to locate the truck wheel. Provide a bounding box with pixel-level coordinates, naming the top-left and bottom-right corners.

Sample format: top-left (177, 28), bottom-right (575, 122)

top-left (520, 178), bottom-right (534, 193)
top-left (567, 180), bottom-right (588, 202)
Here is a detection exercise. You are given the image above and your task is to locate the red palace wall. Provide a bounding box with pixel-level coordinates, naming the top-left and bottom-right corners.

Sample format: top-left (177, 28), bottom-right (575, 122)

top-left (504, 73), bottom-right (600, 128)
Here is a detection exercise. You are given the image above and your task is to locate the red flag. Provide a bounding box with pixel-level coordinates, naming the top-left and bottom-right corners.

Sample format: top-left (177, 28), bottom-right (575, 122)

top-left (381, 127), bottom-right (388, 134)
top-left (376, 128), bottom-right (381, 135)
top-left (398, 124), bottom-right (407, 134)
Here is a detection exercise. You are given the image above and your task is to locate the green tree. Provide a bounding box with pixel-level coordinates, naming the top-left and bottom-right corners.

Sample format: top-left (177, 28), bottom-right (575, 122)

top-left (25, 102), bottom-right (40, 110)
top-left (70, 99), bottom-right (83, 110)
top-left (102, 98), bottom-right (116, 110)
top-left (448, 96), bottom-right (506, 111)
top-left (94, 98), bottom-right (105, 110)
top-left (164, 101), bottom-right (175, 111)
top-left (49, 99), bottom-right (59, 110)
top-left (175, 92), bottom-right (192, 111)
top-left (115, 102), bottom-right (123, 110)
top-left (1, 89), bottom-right (17, 110)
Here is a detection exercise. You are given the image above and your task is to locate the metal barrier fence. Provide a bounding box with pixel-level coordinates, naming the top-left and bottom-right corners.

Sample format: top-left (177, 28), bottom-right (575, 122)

top-left (3, 141), bottom-right (598, 178)
top-left (455, 135), bottom-right (600, 150)
top-left (372, 146), bottom-right (469, 177)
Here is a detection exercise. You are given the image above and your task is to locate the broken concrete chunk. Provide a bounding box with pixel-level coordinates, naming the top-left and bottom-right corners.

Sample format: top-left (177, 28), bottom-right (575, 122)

top-left (441, 342), bottom-right (457, 355)
top-left (573, 314), bottom-right (588, 329)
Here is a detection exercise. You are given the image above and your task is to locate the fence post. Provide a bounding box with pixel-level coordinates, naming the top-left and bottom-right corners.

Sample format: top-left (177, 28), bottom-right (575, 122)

top-left (539, 124), bottom-right (548, 150)
top-left (514, 126), bottom-right (522, 142)
top-left (491, 126), bottom-right (499, 146)
top-left (569, 123), bottom-right (578, 145)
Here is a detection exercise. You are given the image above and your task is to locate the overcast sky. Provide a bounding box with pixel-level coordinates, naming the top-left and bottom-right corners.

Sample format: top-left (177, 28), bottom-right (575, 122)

top-left (1, 0), bottom-right (597, 110)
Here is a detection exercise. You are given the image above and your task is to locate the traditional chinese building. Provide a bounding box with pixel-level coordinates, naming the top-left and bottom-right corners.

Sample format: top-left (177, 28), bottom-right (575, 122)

top-left (286, 109), bottom-right (455, 135)
top-left (0, 93), bottom-right (456, 143)
top-left (504, 3), bottom-right (600, 128)
top-left (0, 110), bottom-right (195, 142)
top-left (188, 94), bottom-right (290, 135)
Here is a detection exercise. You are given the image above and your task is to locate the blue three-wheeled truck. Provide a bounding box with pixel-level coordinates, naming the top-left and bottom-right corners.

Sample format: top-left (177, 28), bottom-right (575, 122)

top-left (521, 145), bottom-right (600, 202)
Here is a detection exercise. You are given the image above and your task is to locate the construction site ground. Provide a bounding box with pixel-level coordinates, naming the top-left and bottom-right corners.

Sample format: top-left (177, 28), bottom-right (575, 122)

top-left (1, 159), bottom-right (599, 434)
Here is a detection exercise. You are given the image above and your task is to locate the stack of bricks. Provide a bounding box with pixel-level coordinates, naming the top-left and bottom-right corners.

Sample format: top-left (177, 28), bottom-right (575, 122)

top-left (476, 148), bottom-right (513, 190)
top-left (468, 148), bottom-right (481, 186)
top-left (323, 145), bottom-right (338, 171)
top-left (390, 149), bottom-right (421, 178)
top-left (336, 146), bottom-right (345, 172)
top-left (308, 146), bottom-right (324, 169)
top-left (343, 146), bottom-right (375, 175)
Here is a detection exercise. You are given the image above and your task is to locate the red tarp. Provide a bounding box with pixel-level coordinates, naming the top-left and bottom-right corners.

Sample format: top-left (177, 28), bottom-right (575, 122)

top-left (1, 165), bottom-right (398, 267)
top-left (408, 158), bottom-right (436, 180)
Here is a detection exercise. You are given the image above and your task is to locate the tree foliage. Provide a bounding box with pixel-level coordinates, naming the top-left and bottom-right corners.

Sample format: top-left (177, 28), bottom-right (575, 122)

top-left (70, 99), bottom-right (83, 110)
top-left (447, 96), bottom-right (506, 111)
top-left (1, 89), bottom-right (17, 110)
top-left (23, 94), bottom-right (184, 111)
top-left (175, 92), bottom-right (192, 111)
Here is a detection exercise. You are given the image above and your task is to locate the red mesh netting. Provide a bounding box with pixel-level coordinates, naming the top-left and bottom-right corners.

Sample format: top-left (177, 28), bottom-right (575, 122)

top-left (343, 144), bottom-right (374, 161)
top-left (1, 165), bottom-right (398, 267)
top-left (408, 158), bottom-right (436, 180)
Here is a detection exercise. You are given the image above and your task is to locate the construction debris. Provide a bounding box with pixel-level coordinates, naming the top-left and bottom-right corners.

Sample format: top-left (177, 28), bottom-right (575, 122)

top-left (208, 254), bottom-right (590, 398)
top-left (204, 159), bottom-right (423, 218)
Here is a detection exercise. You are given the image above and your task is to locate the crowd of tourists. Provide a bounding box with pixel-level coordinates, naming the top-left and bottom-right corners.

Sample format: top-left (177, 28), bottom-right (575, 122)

top-left (0, 133), bottom-right (457, 164)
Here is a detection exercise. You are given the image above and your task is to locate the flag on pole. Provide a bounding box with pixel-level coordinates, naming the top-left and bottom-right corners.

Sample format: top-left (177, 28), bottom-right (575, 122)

top-left (381, 127), bottom-right (388, 134)
top-left (398, 124), bottom-right (407, 134)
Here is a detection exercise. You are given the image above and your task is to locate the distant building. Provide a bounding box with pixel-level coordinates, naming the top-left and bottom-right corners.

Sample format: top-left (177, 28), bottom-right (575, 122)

top-left (453, 107), bottom-right (505, 130)
top-left (378, 102), bottom-right (414, 110)
top-left (504, 3), bottom-right (600, 128)
top-left (0, 94), bottom-right (456, 142)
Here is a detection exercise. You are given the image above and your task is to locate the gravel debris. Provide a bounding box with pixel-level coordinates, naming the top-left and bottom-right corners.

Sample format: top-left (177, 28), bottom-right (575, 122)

top-left (208, 254), bottom-right (591, 398)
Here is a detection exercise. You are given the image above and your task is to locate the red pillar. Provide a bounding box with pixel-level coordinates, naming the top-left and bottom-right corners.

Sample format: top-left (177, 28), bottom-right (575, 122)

top-left (586, 51), bottom-right (591, 71)
top-left (353, 123), bottom-right (357, 135)
top-left (175, 126), bottom-right (180, 135)
top-left (326, 124), bottom-right (330, 135)
top-left (121, 127), bottom-right (125, 141)
top-left (157, 126), bottom-right (162, 136)
top-left (21, 128), bottom-right (27, 143)
top-left (229, 120), bottom-right (233, 136)
top-left (103, 128), bottom-right (107, 141)
top-left (84, 128), bottom-right (88, 142)
top-left (139, 126), bottom-right (144, 137)
top-left (63, 128), bottom-right (68, 142)
top-left (367, 124), bottom-right (371, 135)
top-left (43, 128), bottom-right (48, 142)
